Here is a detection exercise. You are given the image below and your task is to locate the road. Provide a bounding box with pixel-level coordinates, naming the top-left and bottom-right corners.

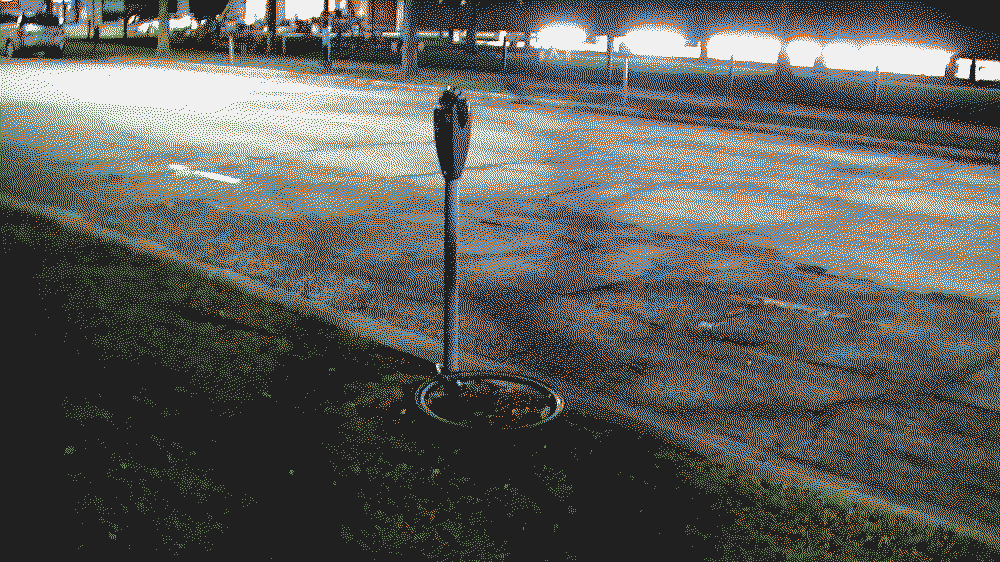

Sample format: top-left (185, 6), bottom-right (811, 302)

top-left (2, 57), bottom-right (998, 547)
top-left (3, 57), bottom-right (996, 299)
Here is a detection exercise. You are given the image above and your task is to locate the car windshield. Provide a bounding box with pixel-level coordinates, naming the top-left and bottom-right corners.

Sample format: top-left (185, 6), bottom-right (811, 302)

top-left (24, 13), bottom-right (61, 26)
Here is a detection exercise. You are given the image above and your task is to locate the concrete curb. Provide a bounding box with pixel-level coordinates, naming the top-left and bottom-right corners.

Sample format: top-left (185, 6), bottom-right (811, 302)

top-left (472, 88), bottom-right (999, 168)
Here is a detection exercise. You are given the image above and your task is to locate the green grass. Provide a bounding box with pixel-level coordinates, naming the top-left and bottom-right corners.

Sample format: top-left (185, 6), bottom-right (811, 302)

top-left (5, 192), bottom-right (999, 559)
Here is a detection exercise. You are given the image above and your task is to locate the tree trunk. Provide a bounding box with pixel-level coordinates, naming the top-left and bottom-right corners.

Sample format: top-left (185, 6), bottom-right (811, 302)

top-left (334, 7), bottom-right (342, 53)
top-left (157, 0), bottom-right (170, 53)
top-left (449, 1), bottom-right (458, 46)
top-left (123, 14), bottom-right (127, 39)
top-left (970, 58), bottom-right (977, 83)
top-left (944, 54), bottom-right (958, 85)
top-left (700, 38), bottom-right (707, 60)
top-left (93, 0), bottom-right (102, 40)
top-left (464, 6), bottom-right (480, 54)
top-left (776, 41), bottom-right (791, 76)
top-left (399, 0), bottom-right (416, 78)
top-left (772, 39), bottom-right (792, 101)
top-left (267, 0), bottom-right (277, 56)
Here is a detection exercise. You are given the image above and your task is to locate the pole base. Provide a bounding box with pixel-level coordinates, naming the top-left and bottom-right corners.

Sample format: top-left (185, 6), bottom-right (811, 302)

top-left (416, 369), bottom-right (565, 430)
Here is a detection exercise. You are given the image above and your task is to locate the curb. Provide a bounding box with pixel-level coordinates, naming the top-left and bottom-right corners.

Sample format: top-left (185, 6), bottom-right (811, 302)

top-left (473, 88), bottom-right (999, 168)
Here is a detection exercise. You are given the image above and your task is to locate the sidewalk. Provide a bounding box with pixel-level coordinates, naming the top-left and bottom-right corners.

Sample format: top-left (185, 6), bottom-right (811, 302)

top-left (74, 46), bottom-right (999, 166)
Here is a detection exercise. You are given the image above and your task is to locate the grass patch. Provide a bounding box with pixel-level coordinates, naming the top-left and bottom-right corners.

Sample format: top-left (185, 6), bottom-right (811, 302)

top-left (5, 195), bottom-right (998, 559)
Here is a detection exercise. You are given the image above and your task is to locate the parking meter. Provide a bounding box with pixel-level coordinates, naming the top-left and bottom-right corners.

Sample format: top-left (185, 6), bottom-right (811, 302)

top-left (433, 87), bottom-right (470, 182)
top-left (433, 86), bottom-right (469, 381)
top-left (416, 87), bottom-right (565, 430)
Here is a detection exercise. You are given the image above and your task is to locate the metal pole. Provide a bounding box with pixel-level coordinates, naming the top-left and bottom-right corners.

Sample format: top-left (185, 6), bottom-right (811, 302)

top-left (324, 13), bottom-right (331, 70)
top-left (874, 66), bottom-right (880, 110)
top-left (229, 34), bottom-right (234, 64)
top-left (623, 55), bottom-right (629, 100)
top-left (442, 174), bottom-right (460, 378)
top-left (322, 1), bottom-right (331, 72)
top-left (502, 33), bottom-right (508, 73)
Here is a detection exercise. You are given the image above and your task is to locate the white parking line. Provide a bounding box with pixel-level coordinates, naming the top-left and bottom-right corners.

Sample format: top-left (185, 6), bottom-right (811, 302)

top-left (758, 296), bottom-right (831, 317)
top-left (168, 164), bottom-right (241, 184)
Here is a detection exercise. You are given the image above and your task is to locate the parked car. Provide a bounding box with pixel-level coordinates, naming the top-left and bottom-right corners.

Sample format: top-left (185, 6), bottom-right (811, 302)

top-left (2, 11), bottom-right (64, 59)
top-left (137, 17), bottom-right (196, 37)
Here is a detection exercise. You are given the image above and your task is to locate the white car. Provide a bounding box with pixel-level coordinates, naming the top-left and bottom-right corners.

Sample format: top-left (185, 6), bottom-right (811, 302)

top-left (2, 11), bottom-right (64, 59)
top-left (137, 17), bottom-right (197, 36)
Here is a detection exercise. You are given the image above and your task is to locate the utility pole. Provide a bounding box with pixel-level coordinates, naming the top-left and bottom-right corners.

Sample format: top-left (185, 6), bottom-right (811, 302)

top-left (322, 0), bottom-right (331, 71)
top-left (400, 0), bottom-right (416, 78)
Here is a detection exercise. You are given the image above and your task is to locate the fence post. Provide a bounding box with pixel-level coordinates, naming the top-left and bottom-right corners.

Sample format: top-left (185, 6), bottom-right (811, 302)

top-left (874, 66), bottom-right (881, 110)
top-left (729, 55), bottom-right (735, 93)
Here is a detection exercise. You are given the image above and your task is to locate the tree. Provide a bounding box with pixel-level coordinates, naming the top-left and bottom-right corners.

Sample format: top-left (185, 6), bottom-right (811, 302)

top-left (462, 0), bottom-right (488, 54)
top-left (121, 0), bottom-right (162, 39)
top-left (157, 0), bottom-right (170, 52)
top-left (400, 0), bottom-right (416, 76)
top-left (944, 55), bottom-right (959, 84)
top-left (110, 1), bottom-right (185, 40)
top-left (431, 0), bottom-right (462, 46)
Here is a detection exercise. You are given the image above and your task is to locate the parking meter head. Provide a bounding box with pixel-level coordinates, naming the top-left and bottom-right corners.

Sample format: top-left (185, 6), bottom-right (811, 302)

top-left (434, 87), bottom-right (471, 181)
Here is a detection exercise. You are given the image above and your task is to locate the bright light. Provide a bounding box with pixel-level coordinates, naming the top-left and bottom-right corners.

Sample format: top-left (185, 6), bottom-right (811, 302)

top-left (283, 0), bottom-right (325, 21)
top-left (534, 22), bottom-right (587, 51)
top-left (272, 0), bottom-right (356, 22)
top-left (708, 31), bottom-right (779, 62)
top-left (244, 0), bottom-right (265, 25)
top-left (817, 40), bottom-right (951, 75)
top-left (39, 66), bottom-right (329, 111)
top-left (138, 16), bottom-right (194, 34)
top-left (617, 26), bottom-right (698, 57)
top-left (608, 24), bottom-right (987, 78)
top-left (787, 38), bottom-right (822, 66)
top-left (955, 59), bottom-right (999, 80)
